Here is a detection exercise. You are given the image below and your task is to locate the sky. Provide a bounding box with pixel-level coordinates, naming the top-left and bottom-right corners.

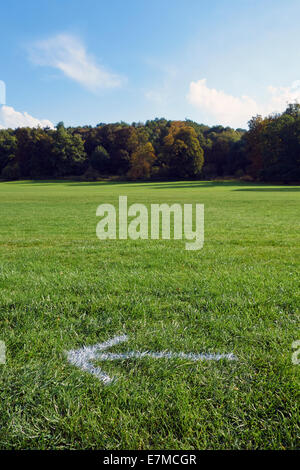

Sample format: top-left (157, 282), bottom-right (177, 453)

top-left (1, 0), bottom-right (300, 130)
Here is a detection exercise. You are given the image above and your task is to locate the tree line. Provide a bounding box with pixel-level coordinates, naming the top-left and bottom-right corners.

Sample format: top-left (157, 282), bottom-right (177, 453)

top-left (0, 103), bottom-right (299, 182)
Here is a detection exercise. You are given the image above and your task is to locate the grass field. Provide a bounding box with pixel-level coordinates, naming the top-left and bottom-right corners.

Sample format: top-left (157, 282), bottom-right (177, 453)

top-left (0, 180), bottom-right (299, 450)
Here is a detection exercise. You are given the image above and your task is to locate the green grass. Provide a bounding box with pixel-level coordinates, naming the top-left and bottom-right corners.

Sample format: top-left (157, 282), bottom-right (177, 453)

top-left (0, 180), bottom-right (299, 449)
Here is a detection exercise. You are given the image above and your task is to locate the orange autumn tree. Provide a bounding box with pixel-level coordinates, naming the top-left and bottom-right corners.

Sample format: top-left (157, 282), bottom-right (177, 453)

top-left (127, 142), bottom-right (156, 179)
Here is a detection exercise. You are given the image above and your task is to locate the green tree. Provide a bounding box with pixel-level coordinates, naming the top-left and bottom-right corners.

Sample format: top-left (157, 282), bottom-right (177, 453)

top-left (0, 130), bottom-right (17, 174)
top-left (52, 123), bottom-right (87, 176)
top-left (162, 124), bottom-right (204, 177)
top-left (28, 129), bottom-right (56, 178)
top-left (90, 145), bottom-right (111, 172)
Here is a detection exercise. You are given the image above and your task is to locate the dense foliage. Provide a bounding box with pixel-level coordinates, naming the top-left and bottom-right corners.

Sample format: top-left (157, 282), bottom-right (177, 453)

top-left (0, 104), bottom-right (299, 182)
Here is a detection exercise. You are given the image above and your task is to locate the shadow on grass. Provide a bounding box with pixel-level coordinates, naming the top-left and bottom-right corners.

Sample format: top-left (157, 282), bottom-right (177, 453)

top-left (0, 179), bottom-right (75, 185)
top-left (2, 179), bottom-right (243, 189)
top-left (234, 187), bottom-right (300, 192)
top-left (68, 181), bottom-right (300, 191)
top-left (69, 182), bottom-right (235, 189)
top-left (2, 179), bottom-right (299, 190)
top-left (0, 179), bottom-right (125, 187)
top-left (67, 180), bottom-right (254, 189)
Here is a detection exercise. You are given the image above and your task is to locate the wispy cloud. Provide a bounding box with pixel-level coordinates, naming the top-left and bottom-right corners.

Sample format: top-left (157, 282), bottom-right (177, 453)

top-left (266, 81), bottom-right (300, 111)
top-left (187, 79), bottom-right (300, 128)
top-left (144, 62), bottom-right (178, 106)
top-left (0, 105), bottom-right (54, 129)
top-left (29, 33), bottom-right (123, 92)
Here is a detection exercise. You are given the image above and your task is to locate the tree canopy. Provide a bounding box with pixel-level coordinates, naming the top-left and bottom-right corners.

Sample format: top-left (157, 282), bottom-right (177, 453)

top-left (0, 105), bottom-right (299, 182)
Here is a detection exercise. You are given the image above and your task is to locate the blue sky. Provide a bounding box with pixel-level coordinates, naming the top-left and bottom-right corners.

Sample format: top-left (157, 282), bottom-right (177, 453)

top-left (1, 0), bottom-right (300, 129)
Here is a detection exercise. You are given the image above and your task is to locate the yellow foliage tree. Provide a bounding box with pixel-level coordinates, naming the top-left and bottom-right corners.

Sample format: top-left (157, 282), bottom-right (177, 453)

top-left (127, 142), bottom-right (156, 179)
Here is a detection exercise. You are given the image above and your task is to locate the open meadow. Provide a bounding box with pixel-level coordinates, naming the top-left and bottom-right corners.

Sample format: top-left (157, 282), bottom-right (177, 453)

top-left (0, 180), bottom-right (299, 449)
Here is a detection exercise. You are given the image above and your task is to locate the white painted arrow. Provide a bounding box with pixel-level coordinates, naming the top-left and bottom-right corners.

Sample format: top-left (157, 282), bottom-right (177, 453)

top-left (67, 335), bottom-right (237, 384)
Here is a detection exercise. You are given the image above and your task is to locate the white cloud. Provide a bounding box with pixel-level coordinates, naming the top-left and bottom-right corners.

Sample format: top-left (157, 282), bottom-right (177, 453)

top-left (187, 79), bottom-right (259, 128)
top-left (29, 33), bottom-right (123, 91)
top-left (187, 79), bottom-right (300, 128)
top-left (266, 81), bottom-right (300, 112)
top-left (0, 105), bottom-right (54, 129)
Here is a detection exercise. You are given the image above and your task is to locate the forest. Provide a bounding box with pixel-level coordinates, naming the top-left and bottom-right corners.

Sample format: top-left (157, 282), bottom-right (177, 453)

top-left (0, 103), bottom-right (299, 183)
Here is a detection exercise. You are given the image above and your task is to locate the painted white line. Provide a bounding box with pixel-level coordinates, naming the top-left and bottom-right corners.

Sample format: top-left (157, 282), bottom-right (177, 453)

top-left (66, 334), bottom-right (237, 384)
